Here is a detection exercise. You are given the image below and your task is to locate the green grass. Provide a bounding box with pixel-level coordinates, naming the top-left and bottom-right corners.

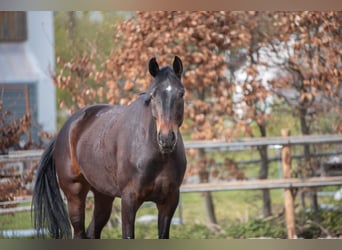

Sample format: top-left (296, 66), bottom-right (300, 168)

top-left (0, 211), bottom-right (33, 231)
top-left (1, 189), bottom-right (341, 239)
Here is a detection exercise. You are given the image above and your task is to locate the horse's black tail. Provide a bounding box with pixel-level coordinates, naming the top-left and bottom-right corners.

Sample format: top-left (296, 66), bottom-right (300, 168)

top-left (32, 137), bottom-right (72, 239)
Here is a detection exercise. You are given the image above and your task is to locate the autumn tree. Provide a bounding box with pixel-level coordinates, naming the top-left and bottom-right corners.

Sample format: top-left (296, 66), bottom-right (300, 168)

top-left (54, 11), bottom-right (124, 116)
top-left (102, 11), bottom-right (246, 141)
top-left (269, 11), bottom-right (342, 212)
top-left (0, 101), bottom-right (32, 153)
top-left (228, 12), bottom-right (277, 218)
top-left (230, 11), bottom-right (342, 214)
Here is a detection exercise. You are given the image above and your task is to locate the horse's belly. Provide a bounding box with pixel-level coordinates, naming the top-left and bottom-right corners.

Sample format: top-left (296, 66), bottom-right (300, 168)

top-left (76, 136), bottom-right (120, 197)
top-left (81, 165), bottom-right (119, 197)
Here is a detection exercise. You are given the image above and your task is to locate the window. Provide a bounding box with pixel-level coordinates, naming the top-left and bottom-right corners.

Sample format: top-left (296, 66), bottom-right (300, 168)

top-left (0, 84), bottom-right (39, 144)
top-left (0, 11), bottom-right (27, 42)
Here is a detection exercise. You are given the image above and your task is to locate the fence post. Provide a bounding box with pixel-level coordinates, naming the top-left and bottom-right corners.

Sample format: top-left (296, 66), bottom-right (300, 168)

top-left (281, 129), bottom-right (297, 239)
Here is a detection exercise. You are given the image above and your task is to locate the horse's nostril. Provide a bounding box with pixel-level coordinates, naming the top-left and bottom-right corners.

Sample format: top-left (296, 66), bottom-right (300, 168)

top-left (158, 131), bottom-right (165, 144)
top-left (170, 131), bottom-right (176, 142)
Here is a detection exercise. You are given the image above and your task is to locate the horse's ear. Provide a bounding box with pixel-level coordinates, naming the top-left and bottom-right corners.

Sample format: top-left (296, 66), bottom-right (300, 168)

top-left (173, 56), bottom-right (183, 78)
top-left (149, 57), bottom-right (159, 77)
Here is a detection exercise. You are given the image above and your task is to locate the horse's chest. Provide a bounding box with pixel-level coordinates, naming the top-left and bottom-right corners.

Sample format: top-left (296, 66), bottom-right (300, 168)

top-left (144, 173), bottom-right (178, 201)
top-left (136, 161), bottom-right (180, 200)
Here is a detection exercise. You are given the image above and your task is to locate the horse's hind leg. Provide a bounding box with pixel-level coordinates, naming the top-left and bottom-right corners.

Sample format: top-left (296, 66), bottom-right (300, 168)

top-left (61, 178), bottom-right (90, 239)
top-left (86, 189), bottom-right (114, 239)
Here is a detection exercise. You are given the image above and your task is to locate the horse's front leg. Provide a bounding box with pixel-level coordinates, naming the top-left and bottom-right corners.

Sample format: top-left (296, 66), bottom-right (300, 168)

top-left (157, 190), bottom-right (180, 239)
top-left (121, 192), bottom-right (141, 239)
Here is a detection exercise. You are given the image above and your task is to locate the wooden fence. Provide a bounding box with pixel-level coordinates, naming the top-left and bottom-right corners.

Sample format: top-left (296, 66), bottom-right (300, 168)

top-left (181, 134), bottom-right (342, 193)
top-left (180, 176), bottom-right (342, 192)
top-left (1, 134), bottom-right (342, 238)
top-left (181, 133), bottom-right (342, 239)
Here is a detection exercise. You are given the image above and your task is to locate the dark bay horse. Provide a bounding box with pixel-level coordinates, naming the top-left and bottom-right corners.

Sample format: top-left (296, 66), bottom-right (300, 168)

top-left (32, 56), bottom-right (187, 239)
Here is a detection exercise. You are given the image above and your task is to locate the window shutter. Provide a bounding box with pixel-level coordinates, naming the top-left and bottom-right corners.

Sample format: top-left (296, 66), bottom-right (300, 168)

top-left (0, 12), bottom-right (27, 42)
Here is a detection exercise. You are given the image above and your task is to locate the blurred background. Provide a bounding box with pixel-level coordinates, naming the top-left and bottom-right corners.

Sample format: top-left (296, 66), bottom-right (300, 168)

top-left (0, 11), bottom-right (342, 238)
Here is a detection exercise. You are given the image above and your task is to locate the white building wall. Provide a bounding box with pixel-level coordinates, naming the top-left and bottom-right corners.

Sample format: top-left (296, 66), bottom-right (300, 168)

top-left (26, 11), bottom-right (56, 133)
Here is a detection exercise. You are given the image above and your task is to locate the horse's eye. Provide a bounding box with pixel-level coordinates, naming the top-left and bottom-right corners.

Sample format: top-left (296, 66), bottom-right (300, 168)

top-left (151, 88), bottom-right (157, 98)
top-left (144, 94), bottom-right (152, 105)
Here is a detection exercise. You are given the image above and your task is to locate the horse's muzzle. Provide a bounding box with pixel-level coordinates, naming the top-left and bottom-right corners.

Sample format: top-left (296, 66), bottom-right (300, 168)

top-left (158, 131), bottom-right (177, 154)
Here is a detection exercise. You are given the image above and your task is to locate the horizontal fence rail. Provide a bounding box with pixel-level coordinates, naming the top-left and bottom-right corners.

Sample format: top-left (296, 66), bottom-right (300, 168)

top-left (180, 176), bottom-right (342, 193)
top-left (0, 150), bottom-right (43, 163)
top-left (184, 134), bottom-right (342, 150)
top-left (2, 176), bottom-right (341, 215)
top-left (1, 134), bottom-right (342, 162)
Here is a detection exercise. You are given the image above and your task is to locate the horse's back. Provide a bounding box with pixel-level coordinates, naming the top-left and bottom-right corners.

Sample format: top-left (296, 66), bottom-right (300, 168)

top-left (55, 104), bottom-right (114, 149)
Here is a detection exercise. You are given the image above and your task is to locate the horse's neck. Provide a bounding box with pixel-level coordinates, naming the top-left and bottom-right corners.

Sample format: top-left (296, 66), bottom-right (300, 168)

top-left (130, 97), bottom-right (158, 144)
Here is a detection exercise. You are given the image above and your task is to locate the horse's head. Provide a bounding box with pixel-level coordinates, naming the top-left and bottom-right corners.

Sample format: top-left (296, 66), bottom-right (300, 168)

top-left (145, 56), bottom-right (185, 154)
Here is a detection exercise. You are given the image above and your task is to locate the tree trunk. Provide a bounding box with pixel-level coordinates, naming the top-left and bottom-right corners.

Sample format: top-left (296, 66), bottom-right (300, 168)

top-left (198, 149), bottom-right (217, 225)
top-left (204, 189), bottom-right (217, 225)
top-left (257, 124), bottom-right (272, 217)
top-left (199, 169), bottom-right (217, 225)
top-left (67, 11), bottom-right (76, 39)
top-left (299, 108), bottom-right (319, 213)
